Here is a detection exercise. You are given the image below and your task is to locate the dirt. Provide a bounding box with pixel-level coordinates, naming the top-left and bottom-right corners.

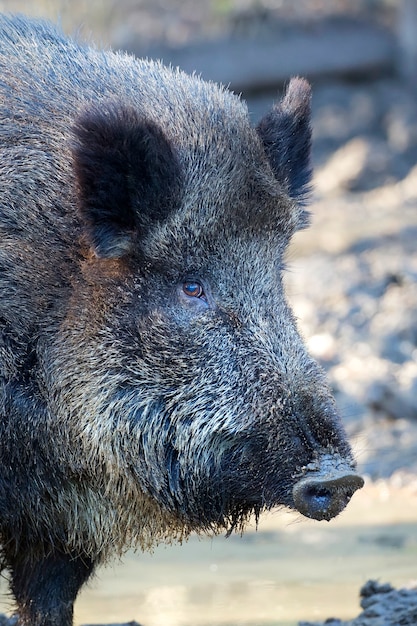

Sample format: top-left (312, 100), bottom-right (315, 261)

top-left (300, 581), bottom-right (417, 626)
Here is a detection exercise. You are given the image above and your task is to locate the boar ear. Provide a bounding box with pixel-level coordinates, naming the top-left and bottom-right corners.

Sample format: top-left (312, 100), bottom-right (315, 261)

top-left (257, 77), bottom-right (312, 208)
top-left (72, 102), bottom-right (181, 258)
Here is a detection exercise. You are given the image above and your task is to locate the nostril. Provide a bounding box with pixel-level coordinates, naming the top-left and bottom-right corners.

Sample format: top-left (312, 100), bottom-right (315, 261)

top-left (304, 484), bottom-right (333, 512)
top-left (293, 472), bottom-right (364, 521)
top-left (294, 482), bottom-right (335, 520)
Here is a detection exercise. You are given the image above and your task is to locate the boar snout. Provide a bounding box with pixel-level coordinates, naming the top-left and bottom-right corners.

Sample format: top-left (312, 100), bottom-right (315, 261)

top-left (292, 468), bottom-right (364, 521)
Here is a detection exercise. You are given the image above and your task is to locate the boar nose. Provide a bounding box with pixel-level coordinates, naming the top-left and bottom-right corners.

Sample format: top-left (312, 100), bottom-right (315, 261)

top-left (292, 472), bottom-right (364, 521)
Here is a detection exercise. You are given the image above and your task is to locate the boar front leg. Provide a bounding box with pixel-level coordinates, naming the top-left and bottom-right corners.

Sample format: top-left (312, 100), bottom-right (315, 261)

top-left (7, 547), bottom-right (94, 626)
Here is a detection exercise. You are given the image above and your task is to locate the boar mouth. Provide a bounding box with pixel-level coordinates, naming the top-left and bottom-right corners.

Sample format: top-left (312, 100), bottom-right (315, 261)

top-left (213, 451), bottom-right (364, 526)
top-left (292, 467), bottom-right (364, 521)
top-left (159, 438), bottom-right (363, 529)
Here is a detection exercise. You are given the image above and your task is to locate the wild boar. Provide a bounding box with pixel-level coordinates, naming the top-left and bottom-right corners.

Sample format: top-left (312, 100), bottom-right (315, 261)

top-left (0, 14), bottom-right (363, 626)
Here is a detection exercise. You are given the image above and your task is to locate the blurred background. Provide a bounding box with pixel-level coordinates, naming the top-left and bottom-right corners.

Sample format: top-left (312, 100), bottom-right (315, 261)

top-left (0, 1), bottom-right (416, 625)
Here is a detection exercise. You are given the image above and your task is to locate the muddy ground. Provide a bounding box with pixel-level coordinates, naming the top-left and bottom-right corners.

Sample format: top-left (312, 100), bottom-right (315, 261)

top-left (0, 2), bottom-right (416, 625)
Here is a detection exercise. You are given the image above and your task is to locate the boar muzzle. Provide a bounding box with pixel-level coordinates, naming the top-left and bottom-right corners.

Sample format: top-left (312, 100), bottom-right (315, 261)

top-left (292, 467), bottom-right (364, 521)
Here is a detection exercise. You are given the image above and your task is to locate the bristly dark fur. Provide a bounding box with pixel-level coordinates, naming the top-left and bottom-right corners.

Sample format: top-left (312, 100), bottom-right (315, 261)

top-left (72, 102), bottom-right (183, 258)
top-left (257, 77), bottom-right (312, 207)
top-left (0, 15), bottom-right (361, 626)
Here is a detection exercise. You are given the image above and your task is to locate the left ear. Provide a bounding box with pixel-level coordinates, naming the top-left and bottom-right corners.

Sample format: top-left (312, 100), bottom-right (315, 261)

top-left (71, 101), bottom-right (181, 259)
top-left (257, 77), bottom-right (312, 206)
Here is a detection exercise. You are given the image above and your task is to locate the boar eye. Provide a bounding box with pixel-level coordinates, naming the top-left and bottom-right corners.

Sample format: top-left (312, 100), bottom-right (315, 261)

top-left (182, 281), bottom-right (205, 299)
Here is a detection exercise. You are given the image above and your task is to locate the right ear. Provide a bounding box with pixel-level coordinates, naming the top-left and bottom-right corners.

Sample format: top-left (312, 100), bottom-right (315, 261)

top-left (71, 102), bottom-right (182, 258)
top-left (257, 77), bottom-right (312, 208)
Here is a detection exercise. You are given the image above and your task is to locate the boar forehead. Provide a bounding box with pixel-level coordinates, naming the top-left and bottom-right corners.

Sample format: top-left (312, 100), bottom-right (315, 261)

top-left (141, 152), bottom-right (300, 273)
top-left (142, 200), bottom-right (293, 279)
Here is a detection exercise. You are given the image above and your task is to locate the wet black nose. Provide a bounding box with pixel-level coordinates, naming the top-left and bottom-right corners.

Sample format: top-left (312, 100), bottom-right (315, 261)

top-left (292, 472), bottom-right (364, 521)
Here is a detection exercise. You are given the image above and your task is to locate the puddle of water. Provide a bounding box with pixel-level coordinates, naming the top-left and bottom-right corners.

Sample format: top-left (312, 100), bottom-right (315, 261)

top-left (0, 484), bottom-right (416, 625)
